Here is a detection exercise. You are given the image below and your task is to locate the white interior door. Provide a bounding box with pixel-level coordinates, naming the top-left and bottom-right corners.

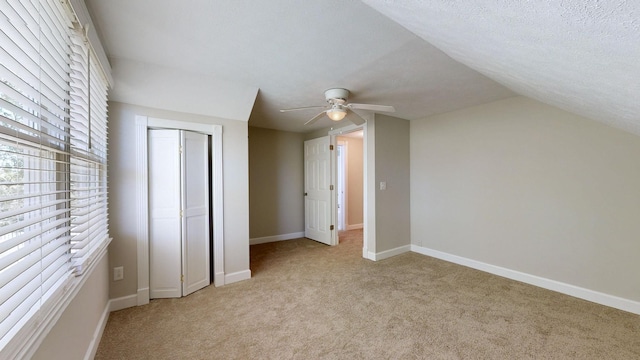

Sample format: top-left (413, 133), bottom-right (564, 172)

top-left (181, 131), bottom-right (210, 296)
top-left (149, 130), bottom-right (182, 298)
top-left (304, 136), bottom-right (333, 245)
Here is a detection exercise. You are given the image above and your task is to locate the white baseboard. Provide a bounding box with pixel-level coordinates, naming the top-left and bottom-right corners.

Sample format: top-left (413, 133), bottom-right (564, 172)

top-left (136, 287), bottom-right (149, 306)
top-left (346, 223), bottom-right (363, 230)
top-left (250, 232), bottom-right (304, 245)
top-left (84, 301), bottom-right (110, 360)
top-left (411, 245), bottom-right (640, 315)
top-left (225, 269), bottom-right (252, 284)
top-left (373, 245), bottom-right (411, 261)
top-left (363, 248), bottom-right (374, 260)
top-left (214, 271), bottom-right (225, 287)
top-left (109, 294), bottom-right (138, 312)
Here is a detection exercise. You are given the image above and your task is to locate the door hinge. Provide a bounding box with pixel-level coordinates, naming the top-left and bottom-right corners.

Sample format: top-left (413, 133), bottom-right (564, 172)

top-left (330, 185), bottom-right (334, 190)
top-left (179, 145), bottom-right (183, 153)
top-left (180, 210), bottom-right (183, 217)
top-left (181, 274), bottom-right (184, 282)
top-left (329, 144), bottom-right (334, 150)
top-left (330, 225), bottom-right (334, 231)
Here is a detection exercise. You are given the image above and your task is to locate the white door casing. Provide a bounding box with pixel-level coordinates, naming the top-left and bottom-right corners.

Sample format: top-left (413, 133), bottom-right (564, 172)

top-left (304, 136), bottom-right (333, 245)
top-left (181, 131), bottom-right (210, 296)
top-left (148, 130), bottom-right (182, 298)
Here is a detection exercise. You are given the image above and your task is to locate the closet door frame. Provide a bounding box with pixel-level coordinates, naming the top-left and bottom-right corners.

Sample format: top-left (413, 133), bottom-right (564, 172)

top-left (136, 116), bottom-right (224, 306)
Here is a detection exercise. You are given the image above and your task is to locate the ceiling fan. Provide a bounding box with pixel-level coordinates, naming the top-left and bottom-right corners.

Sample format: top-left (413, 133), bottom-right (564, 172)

top-left (280, 88), bottom-right (396, 126)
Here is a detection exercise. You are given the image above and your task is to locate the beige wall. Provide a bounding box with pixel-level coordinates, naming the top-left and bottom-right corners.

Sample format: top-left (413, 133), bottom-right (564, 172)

top-left (249, 127), bottom-right (305, 238)
top-left (32, 254), bottom-right (109, 360)
top-left (304, 126), bottom-right (334, 141)
top-left (337, 136), bottom-right (364, 227)
top-left (410, 96), bottom-right (640, 302)
top-left (373, 115), bottom-right (411, 252)
top-left (108, 101), bottom-right (250, 299)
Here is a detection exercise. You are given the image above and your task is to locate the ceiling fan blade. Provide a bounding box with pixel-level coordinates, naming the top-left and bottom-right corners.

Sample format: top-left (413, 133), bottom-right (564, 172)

top-left (280, 105), bottom-right (326, 113)
top-left (349, 110), bottom-right (366, 126)
top-left (347, 103), bottom-right (395, 112)
top-left (304, 111), bottom-right (327, 126)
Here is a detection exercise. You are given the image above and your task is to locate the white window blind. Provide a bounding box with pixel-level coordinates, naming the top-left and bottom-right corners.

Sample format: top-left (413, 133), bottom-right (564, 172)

top-left (69, 31), bottom-right (109, 275)
top-left (0, 0), bottom-right (110, 353)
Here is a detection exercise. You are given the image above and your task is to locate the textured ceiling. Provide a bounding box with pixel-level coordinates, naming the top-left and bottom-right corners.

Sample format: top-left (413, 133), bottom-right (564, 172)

top-left (86, 0), bottom-right (638, 134)
top-left (85, 0), bottom-right (514, 132)
top-left (362, 0), bottom-right (640, 135)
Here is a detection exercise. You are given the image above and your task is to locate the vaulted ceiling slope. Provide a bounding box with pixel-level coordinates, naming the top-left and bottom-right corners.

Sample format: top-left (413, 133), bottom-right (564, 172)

top-left (362, 0), bottom-right (640, 135)
top-left (85, 0), bottom-right (514, 132)
top-left (87, 1), bottom-right (637, 134)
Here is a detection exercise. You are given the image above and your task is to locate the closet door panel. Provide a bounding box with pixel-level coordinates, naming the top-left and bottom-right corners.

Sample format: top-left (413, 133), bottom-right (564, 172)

top-left (181, 131), bottom-right (210, 296)
top-left (149, 130), bottom-right (182, 298)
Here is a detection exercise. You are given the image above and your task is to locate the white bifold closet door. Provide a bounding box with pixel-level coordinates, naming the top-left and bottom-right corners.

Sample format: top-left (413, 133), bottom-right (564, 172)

top-left (149, 129), bottom-right (210, 299)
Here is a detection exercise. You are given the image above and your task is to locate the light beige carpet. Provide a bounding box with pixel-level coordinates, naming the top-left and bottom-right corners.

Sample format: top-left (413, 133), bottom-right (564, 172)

top-left (96, 230), bottom-right (640, 359)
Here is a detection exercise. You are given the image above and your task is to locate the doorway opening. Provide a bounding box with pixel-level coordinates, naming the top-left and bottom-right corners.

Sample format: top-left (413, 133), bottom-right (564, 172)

top-left (332, 128), bottom-right (364, 249)
top-left (303, 120), bottom-right (374, 260)
top-left (336, 140), bottom-right (346, 231)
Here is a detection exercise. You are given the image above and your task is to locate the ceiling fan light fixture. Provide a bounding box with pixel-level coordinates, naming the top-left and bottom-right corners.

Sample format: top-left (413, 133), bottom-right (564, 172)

top-left (280, 88), bottom-right (394, 126)
top-left (327, 107), bottom-right (347, 121)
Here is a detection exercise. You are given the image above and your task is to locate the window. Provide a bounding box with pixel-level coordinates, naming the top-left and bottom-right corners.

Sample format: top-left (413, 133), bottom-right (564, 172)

top-left (0, 0), bottom-right (110, 355)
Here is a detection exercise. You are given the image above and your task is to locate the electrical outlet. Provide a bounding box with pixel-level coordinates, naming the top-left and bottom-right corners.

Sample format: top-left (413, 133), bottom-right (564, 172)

top-left (113, 266), bottom-right (124, 281)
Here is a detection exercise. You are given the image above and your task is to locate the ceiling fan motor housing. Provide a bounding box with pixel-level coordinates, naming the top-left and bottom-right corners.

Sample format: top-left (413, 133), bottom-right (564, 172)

top-left (324, 88), bottom-right (350, 103)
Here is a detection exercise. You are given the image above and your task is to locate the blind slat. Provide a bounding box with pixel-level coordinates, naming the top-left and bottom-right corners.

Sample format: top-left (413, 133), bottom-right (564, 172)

top-left (0, 208), bottom-right (69, 238)
top-left (0, 238), bottom-right (69, 303)
top-left (0, 217), bottom-right (70, 253)
top-left (0, 189), bottom-right (68, 203)
top-left (0, 233), bottom-right (70, 289)
top-left (0, 197), bottom-right (68, 224)
top-left (0, 282), bottom-right (40, 340)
